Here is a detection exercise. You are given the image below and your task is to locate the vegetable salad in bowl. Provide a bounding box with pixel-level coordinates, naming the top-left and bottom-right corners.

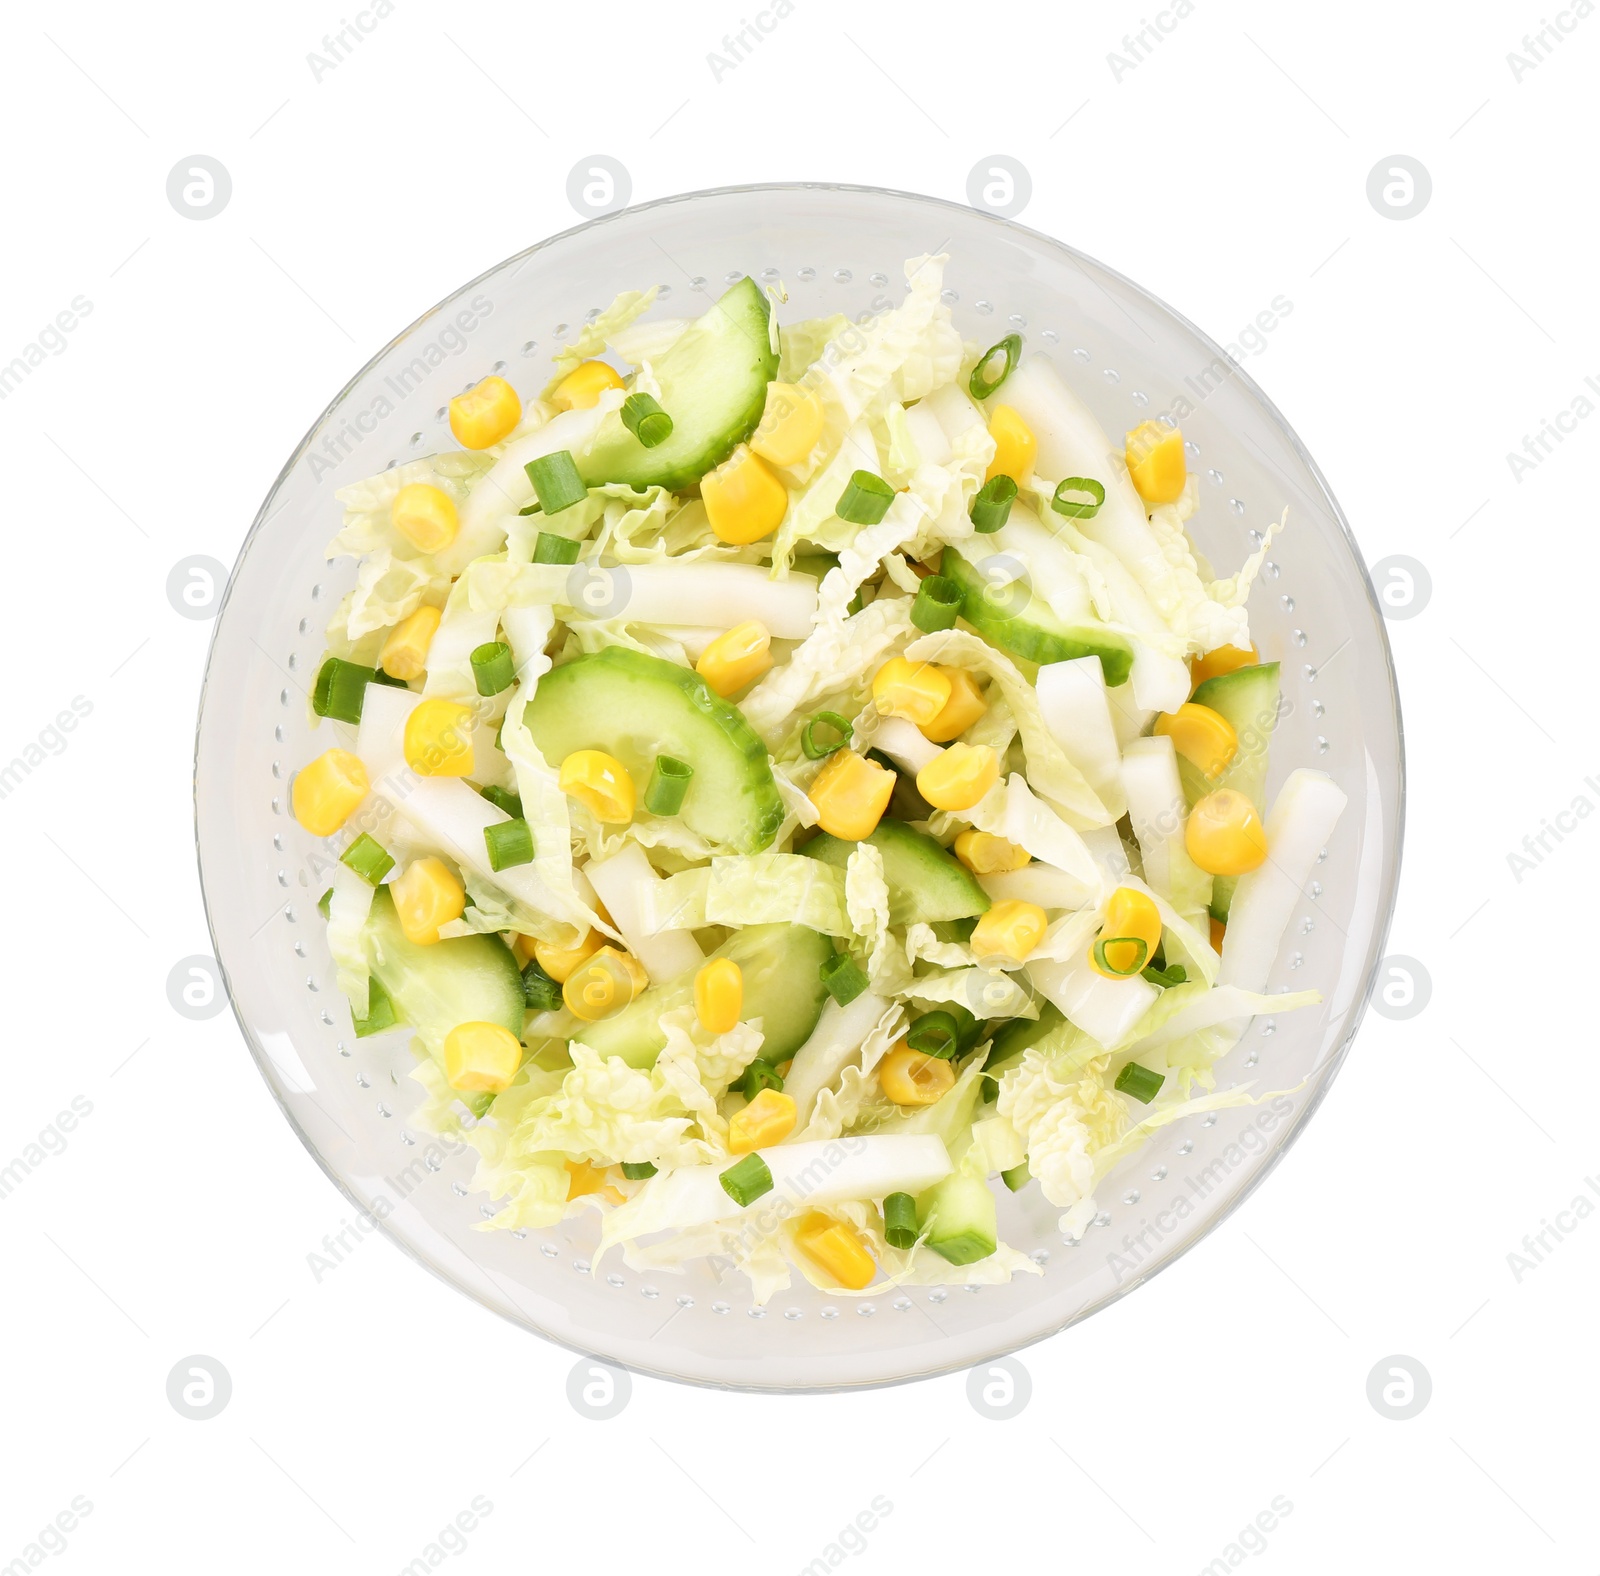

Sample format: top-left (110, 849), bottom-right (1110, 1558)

top-left (292, 254), bottom-right (1346, 1305)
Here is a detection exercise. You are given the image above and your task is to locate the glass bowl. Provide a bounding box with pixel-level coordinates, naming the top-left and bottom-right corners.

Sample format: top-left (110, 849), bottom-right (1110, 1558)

top-left (195, 183), bottom-right (1403, 1390)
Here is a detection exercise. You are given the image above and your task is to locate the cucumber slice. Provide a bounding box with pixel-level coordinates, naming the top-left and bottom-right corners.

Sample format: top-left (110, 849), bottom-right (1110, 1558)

top-left (943, 546), bottom-right (1134, 687)
top-left (1178, 662), bottom-right (1281, 922)
top-left (798, 819), bottom-right (990, 927)
top-left (918, 1172), bottom-right (999, 1265)
top-left (362, 888), bottom-right (525, 1054)
top-left (523, 646), bottom-right (784, 855)
top-left (577, 277), bottom-right (778, 492)
top-left (574, 922), bottom-right (832, 1069)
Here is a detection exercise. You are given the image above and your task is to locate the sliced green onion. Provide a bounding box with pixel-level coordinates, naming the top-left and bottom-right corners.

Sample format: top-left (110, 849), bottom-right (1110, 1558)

top-left (480, 784), bottom-right (523, 819)
top-left (1000, 1161), bottom-right (1031, 1192)
top-left (533, 531), bottom-right (581, 565)
top-left (1114, 1061), bottom-right (1165, 1104)
top-left (835, 470), bottom-right (895, 525)
top-left (736, 1059), bottom-right (784, 1098)
top-left (968, 333), bottom-right (1022, 401)
top-left (801, 710), bottom-right (853, 760)
top-left (1142, 961), bottom-right (1188, 988)
top-left (719, 1152), bottom-right (774, 1207)
top-left (371, 668), bottom-right (410, 689)
top-left (621, 1161), bottom-right (658, 1180)
top-left (621, 392), bottom-right (674, 449)
top-left (644, 755), bottom-right (693, 816)
top-left (911, 574), bottom-right (962, 633)
top-left (1051, 476), bottom-right (1106, 519)
top-left (339, 833), bottom-right (394, 886)
top-left (521, 958), bottom-right (562, 1012)
top-left (883, 1192), bottom-right (918, 1249)
top-left (353, 975), bottom-right (396, 1038)
top-left (470, 640), bottom-right (515, 697)
top-left (819, 949), bottom-right (869, 1006)
top-left (525, 449), bottom-right (588, 515)
top-left (906, 1010), bottom-right (959, 1060)
top-left (316, 887), bottom-right (333, 919)
top-left (969, 474), bottom-right (1017, 533)
top-left (483, 818), bottom-right (534, 871)
top-left (1092, 936), bottom-right (1150, 978)
top-left (312, 657), bottom-right (374, 725)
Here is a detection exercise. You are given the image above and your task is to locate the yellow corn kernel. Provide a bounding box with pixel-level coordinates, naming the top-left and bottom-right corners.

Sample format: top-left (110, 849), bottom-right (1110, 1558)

top-left (291, 749), bottom-right (368, 837)
top-left (970, 898), bottom-right (1048, 964)
top-left (879, 1044), bottom-right (956, 1106)
top-left (511, 933), bottom-right (538, 966)
top-left (808, 748), bottom-right (895, 841)
top-left (985, 404), bottom-right (1037, 483)
top-left (921, 667), bottom-right (989, 743)
top-left (449, 375), bottom-right (522, 449)
top-left (727, 1087), bottom-right (797, 1153)
top-left (404, 697), bottom-right (476, 777)
top-left (559, 749), bottom-right (636, 824)
top-left (694, 958), bottom-right (744, 1035)
top-left (1125, 420), bottom-right (1187, 505)
top-left (702, 444), bottom-right (789, 544)
top-left (565, 1159), bottom-right (624, 1204)
top-left (696, 620), bottom-right (773, 698)
top-left (550, 358), bottom-right (624, 412)
top-left (953, 830), bottom-right (1031, 875)
top-left (1186, 789), bottom-right (1268, 876)
top-left (872, 656), bottom-right (952, 728)
top-left (390, 483), bottom-right (459, 555)
top-left (563, 946), bottom-right (648, 1022)
top-left (750, 382), bottom-right (825, 467)
top-left (534, 928), bottom-right (603, 983)
top-left (1091, 885), bottom-right (1164, 979)
top-left (794, 1211), bottom-right (877, 1290)
top-left (1155, 702), bottom-right (1239, 782)
top-left (442, 1020), bottom-right (522, 1093)
top-left (1190, 643), bottom-right (1259, 689)
top-left (916, 743), bottom-right (999, 813)
top-left (379, 605), bottom-right (441, 682)
top-left (392, 856), bottom-right (465, 946)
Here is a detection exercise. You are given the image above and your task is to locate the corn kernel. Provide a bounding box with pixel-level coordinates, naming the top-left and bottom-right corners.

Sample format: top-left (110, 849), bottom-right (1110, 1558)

top-left (953, 830), bottom-right (1030, 875)
top-left (879, 1044), bottom-right (956, 1106)
top-left (390, 483), bottom-right (458, 555)
top-left (392, 856), bottom-right (465, 945)
top-left (916, 742), bottom-right (999, 813)
top-left (921, 667), bottom-right (988, 743)
top-left (563, 946), bottom-right (648, 1022)
top-left (379, 605), bottom-right (441, 682)
top-left (534, 928), bottom-right (603, 983)
top-left (695, 620), bottom-right (772, 697)
top-left (550, 358), bottom-right (624, 412)
top-left (985, 404), bottom-right (1037, 483)
top-left (872, 656), bottom-right (952, 727)
top-left (808, 748), bottom-right (895, 841)
top-left (1190, 643), bottom-right (1259, 689)
top-left (404, 697), bottom-right (476, 777)
top-left (694, 958), bottom-right (744, 1035)
top-left (728, 1087), bottom-right (797, 1153)
top-left (565, 1159), bottom-right (623, 1204)
top-left (1125, 420), bottom-right (1187, 505)
top-left (559, 749), bottom-right (635, 824)
top-left (1155, 702), bottom-right (1239, 782)
top-left (1186, 790), bottom-right (1268, 876)
top-left (443, 1020), bottom-right (522, 1093)
top-left (794, 1211), bottom-right (877, 1290)
top-left (291, 749), bottom-right (368, 837)
top-left (970, 898), bottom-right (1047, 964)
top-left (1210, 916), bottom-right (1226, 952)
top-left (449, 375), bottom-right (522, 449)
top-left (750, 382), bottom-right (825, 467)
top-left (1091, 885), bottom-right (1164, 978)
top-left (702, 444), bottom-right (789, 544)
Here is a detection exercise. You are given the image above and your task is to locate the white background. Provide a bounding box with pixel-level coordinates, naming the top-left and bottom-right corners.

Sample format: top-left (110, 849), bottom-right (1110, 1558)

top-left (2, 0), bottom-right (1594, 1570)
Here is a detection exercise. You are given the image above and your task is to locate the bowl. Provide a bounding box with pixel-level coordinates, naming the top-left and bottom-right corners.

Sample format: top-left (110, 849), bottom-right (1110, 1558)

top-left (195, 182), bottom-right (1403, 1390)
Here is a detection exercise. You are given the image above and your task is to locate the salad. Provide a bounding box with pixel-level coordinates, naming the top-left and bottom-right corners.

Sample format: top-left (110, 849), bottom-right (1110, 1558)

top-left (292, 255), bottom-right (1347, 1302)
